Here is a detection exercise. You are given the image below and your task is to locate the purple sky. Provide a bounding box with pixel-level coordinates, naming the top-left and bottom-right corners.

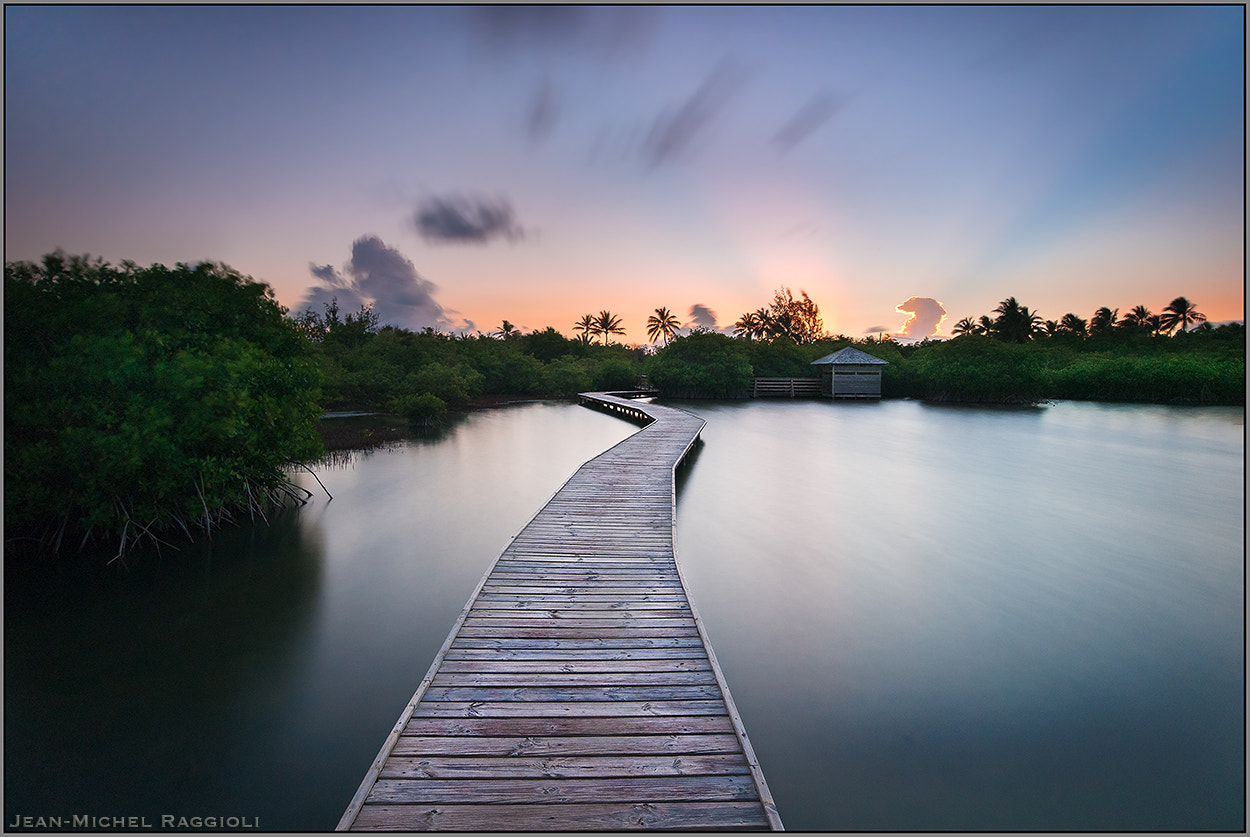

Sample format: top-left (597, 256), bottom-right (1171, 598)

top-left (5, 5), bottom-right (1244, 342)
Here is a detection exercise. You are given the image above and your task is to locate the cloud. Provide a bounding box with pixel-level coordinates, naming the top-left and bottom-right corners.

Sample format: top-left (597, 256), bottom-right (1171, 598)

top-left (299, 235), bottom-right (467, 332)
top-left (680, 303), bottom-right (734, 336)
top-left (864, 325), bottom-right (890, 334)
top-left (772, 90), bottom-right (846, 153)
top-left (642, 60), bottom-right (749, 169)
top-left (525, 78), bottom-right (559, 145)
top-left (413, 194), bottom-right (526, 245)
top-left (895, 297), bottom-right (947, 338)
top-left (464, 6), bottom-right (656, 62)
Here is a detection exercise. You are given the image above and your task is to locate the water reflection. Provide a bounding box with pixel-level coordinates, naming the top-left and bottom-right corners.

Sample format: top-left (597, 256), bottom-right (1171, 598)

top-left (5, 511), bottom-right (324, 822)
top-left (671, 399), bottom-right (1244, 830)
top-left (5, 401), bottom-right (636, 829)
top-left (5, 399), bottom-right (1241, 830)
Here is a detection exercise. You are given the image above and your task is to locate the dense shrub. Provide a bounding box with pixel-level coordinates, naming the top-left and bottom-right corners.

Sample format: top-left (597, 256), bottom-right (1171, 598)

top-left (646, 331), bottom-right (753, 398)
top-left (390, 392), bottom-right (447, 427)
top-left (5, 253), bottom-right (324, 561)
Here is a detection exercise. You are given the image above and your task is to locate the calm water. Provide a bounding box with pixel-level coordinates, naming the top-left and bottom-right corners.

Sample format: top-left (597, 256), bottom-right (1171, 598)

top-left (5, 399), bottom-right (1244, 830)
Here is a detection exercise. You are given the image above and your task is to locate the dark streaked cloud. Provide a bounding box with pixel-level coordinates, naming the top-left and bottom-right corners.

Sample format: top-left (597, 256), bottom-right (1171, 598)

top-left (772, 91), bottom-right (846, 152)
top-left (864, 325), bottom-right (890, 334)
top-left (643, 61), bottom-right (750, 169)
top-left (685, 303), bottom-right (733, 335)
top-left (895, 296), bottom-right (947, 337)
top-left (299, 235), bottom-right (461, 332)
top-left (464, 6), bottom-right (656, 61)
top-left (525, 78), bottom-right (559, 145)
top-left (413, 194), bottom-right (526, 245)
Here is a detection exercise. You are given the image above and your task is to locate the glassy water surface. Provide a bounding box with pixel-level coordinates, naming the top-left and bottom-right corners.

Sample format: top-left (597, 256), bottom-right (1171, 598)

top-left (5, 399), bottom-right (1243, 830)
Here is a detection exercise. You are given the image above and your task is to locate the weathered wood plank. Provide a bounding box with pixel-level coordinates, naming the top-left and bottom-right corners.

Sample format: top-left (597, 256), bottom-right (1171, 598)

top-left (365, 774), bottom-right (762, 805)
top-left (379, 753), bottom-right (751, 780)
top-left (351, 801), bottom-right (770, 831)
top-left (419, 685), bottom-right (724, 702)
top-left (436, 658), bottom-right (712, 672)
top-left (428, 671), bottom-right (718, 687)
top-left (448, 636), bottom-right (706, 649)
top-left (391, 734), bottom-right (744, 757)
top-left (402, 714), bottom-right (737, 737)
top-left (408, 700), bottom-right (728, 718)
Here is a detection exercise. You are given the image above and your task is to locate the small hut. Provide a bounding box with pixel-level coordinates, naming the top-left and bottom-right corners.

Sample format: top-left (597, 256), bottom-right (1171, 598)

top-left (810, 346), bottom-right (889, 398)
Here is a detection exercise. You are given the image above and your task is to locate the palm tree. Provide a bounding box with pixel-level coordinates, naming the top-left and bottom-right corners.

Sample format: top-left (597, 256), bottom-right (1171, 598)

top-left (573, 314), bottom-right (597, 344)
top-left (593, 310), bottom-right (625, 344)
top-left (1089, 307), bottom-right (1118, 336)
top-left (1159, 297), bottom-right (1206, 335)
top-left (951, 316), bottom-right (983, 337)
top-left (491, 320), bottom-right (519, 339)
top-left (1057, 313), bottom-right (1088, 337)
top-left (733, 310), bottom-right (762, 339)
top-left (1125, 304), bottom-right (1150, 332)
top-left (992, 297), bottom-right (1042, 343)
top-left (646, 307), bottom-right (682, 345)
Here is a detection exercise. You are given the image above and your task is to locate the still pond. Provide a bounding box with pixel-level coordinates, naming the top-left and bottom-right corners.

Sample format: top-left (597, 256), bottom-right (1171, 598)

top-left (5, 399), bottom-right (1244, 830)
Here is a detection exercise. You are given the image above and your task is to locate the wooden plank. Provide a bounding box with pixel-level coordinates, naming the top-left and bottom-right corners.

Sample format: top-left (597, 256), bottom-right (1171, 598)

top-left (443, 647), bottom-right (710, 661)
top-left (408, 700), bottom-right (728, 718)
top-left (365, 774), bottom-right (762, 805)
top-left (340, 393), bottom-right (781, 832)
top-left (447, 636), bottom-right (707, 649)
top-left (351, 801), bottom-right (770, 831)
top-left (436, 658), bottom-right (712, 672)
top-left (402, 715), bottom-right (737, 737)
top-left (379, 753), bottom-right (752, 779)
top-left (419, 685), bottom-right (724, 702)
top-left (390, 734), bottom-right (744, 757)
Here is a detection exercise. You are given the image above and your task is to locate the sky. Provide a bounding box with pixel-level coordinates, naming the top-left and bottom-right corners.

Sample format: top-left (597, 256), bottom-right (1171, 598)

top-left (5, 5), bottom-right (1245, 343)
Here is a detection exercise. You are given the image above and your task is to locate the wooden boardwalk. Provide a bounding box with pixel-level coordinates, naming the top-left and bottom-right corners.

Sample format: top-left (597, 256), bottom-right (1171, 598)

top-left (337, 392), bottom-right (782, 832)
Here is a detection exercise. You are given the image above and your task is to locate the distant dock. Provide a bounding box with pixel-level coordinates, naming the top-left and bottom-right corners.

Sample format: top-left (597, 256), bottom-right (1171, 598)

top-left (337, 392), bottom-right (782, 831)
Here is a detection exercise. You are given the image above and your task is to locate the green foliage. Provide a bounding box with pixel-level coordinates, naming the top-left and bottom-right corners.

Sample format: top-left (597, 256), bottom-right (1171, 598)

top-left (5, 252), bottom-right (324, 561)
top-left (896, 330), bottom-right (1244, 404)
top-left (390, 392), bottom-right (447, 427)
top-left (903, 336), bottom-right (1048, 403)
top-left (647, 331), bottom-right (753, 398)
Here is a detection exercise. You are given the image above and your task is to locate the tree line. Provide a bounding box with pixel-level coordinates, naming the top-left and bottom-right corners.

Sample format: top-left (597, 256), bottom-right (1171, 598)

top-left (950, 295), bottom-right (1211, 342)
top-left (4, 250), bottom-right (1242, 565)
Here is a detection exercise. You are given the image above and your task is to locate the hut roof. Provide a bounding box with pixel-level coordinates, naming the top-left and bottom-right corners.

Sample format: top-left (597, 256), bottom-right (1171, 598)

top-left (810, 346), bottom-right (889, 366)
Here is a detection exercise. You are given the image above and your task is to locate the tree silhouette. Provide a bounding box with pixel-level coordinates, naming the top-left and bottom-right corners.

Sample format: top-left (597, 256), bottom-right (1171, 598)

top-left (1090, 307), bottom-right (1118, 336)
top-left (764, 287), bottom-right (823, 343)
top-left (733, 310), bottom-right (763, 339)
top-left (1057, 312), bottom-right (1088, 337)
top-left (1159, 297), bottom-right (1206, 335)
top-left (492, 320), bottom-right (519, 339)
top-left (646, 307), bottom-right (681, 345)
top-left (991, 296), bottom-right (1042, 343)
top-left (573, 314), bottom-right (597, 344)
top-left (951, 316), bottom-right (983, 336)
top-left (593, 310), bottom-right (625, 344)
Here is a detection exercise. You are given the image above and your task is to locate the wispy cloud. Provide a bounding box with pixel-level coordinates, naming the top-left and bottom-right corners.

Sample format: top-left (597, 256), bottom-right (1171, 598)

top-left (772, 90), bottom-right (846, 152)
top-left (412, 194), bottom-right (526, 245)
top-left (463, 6), bottom-right (656, 63)
top-left (642, 60), bottom-right (750, 169)
top-left (525, 77), bottom-right (560, 145)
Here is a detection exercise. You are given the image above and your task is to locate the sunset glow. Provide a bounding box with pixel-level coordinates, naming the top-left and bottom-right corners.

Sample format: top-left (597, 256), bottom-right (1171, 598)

top-left (5, 6), bottom-right (1243, 343)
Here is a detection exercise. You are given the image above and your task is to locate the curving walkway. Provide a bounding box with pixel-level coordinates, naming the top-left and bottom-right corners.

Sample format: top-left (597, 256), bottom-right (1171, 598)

top-left (337, 392), bottom-right (782, 831)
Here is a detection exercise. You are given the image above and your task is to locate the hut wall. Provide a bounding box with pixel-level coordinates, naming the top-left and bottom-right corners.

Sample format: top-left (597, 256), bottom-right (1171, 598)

top-left (825, 363), bottom-right (882, 397)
